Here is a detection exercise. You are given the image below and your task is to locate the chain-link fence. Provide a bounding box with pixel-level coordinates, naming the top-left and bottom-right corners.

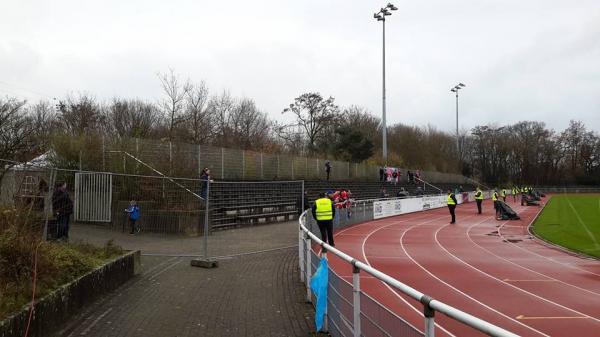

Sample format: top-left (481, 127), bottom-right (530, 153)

top-left (52, 136), bottom-right (469, 184)
top-left (1, 161), bottom-right (306, 258)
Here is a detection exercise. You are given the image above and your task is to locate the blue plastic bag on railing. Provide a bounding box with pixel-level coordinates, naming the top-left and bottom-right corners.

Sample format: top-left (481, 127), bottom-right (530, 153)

top-left (310, 257), bottom-right (329, 331)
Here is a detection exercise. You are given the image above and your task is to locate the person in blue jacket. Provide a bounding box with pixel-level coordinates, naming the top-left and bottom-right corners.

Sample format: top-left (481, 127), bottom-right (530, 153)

top-left (125, 200), bottom-right (140, 234)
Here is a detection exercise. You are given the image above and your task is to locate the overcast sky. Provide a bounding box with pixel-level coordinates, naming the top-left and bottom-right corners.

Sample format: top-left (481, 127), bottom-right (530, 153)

top-left (1, 0), bottom-right (599, 133)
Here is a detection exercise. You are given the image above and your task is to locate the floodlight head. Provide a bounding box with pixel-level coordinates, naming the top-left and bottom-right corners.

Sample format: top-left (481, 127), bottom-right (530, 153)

top-left (373, 13), bottom-right (379, 19)
top-left (451, 88), bottom-right (457, 92)
top-left (387, 3), bottom-right (398, 10)
top-left (454, 85), bottom-right (462, 90)
top-left (383, 10), bottom-right (391, 16)
top-left (377, 17), bottom-right (385, 21)
top-left (459, 83), bottom-right (466, 87)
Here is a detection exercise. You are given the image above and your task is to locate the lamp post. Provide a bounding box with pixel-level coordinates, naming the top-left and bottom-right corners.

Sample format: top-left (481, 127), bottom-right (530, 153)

top-left (450, 83), bottom-right (466, 157)
top-left (374, 3), bottom-right (397, 164)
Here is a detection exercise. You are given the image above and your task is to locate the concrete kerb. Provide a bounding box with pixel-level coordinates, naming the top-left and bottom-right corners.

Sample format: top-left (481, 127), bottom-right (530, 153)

top-left (0, 250), bottom-right (141, 337)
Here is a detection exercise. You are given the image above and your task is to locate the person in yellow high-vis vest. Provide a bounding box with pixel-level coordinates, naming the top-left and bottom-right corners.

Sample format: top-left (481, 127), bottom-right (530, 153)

top-left (492, 189), bottom-right (500, 218)
top-left (512, 187), bottom-right (518, 202)
top-left (501, 188), bottom-right (507, 202)
top-left (474, 187), bottom-right (484, 214)
top-left (447, 189), bottom-right (457, 224)
top-left (311, 192), bottom-right (336, 246)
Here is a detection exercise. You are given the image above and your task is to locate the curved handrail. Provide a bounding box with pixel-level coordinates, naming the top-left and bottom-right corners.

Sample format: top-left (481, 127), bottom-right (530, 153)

top-left (299, 210), bottom-right (519, 337)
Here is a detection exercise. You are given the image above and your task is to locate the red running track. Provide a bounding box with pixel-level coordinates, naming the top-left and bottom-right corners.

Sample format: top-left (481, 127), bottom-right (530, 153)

top-left (328, 197), bottom-right (600, 337)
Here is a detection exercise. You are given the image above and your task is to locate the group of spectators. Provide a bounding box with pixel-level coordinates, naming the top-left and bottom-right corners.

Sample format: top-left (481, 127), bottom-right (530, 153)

top-left (379, 166), bottom-right (421, 184)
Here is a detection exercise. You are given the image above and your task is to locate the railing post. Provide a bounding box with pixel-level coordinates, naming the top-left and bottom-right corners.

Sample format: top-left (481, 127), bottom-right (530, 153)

top-left (242, 150), bottom-right (245, 179)
top-left (421, 296), bottom-right (435, 337)
top-left (306, 235), bottom-right (312, 302)
top-left (299, 224), bottom-right (305, 282)
top-left (352, 263), bottom-right (361, 337)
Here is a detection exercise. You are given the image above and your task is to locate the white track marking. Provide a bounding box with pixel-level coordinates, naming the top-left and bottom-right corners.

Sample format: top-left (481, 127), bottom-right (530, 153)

top-left (566, 196), bottom-right (600, 250)
top-left (360, 212), bottom-right (458, 337)
top-left (400, 216), bottom-right (551, 337)
top-left (79, 307), bottom-right (113, 335)
top-left (467, 207), bottom-right (600, 298)
top-left (434, 224), bottom-right (600, 325)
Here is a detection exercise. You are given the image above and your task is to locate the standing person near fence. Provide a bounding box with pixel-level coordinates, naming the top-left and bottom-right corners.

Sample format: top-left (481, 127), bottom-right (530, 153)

top-left (324, 160), bottom-right (332, 181)
top-left (501, 188), bottom-right (507, 202)
top-left (312, 192), bottom-right (336, 246)
top-left (474, 186), bottom-right (484, 214)
top-left (124, 200), bottom-right (140, 234)
top-left (199, 167), bottom-right (213, 199)
top-left (52, 181), bottom-right (73, 241)
top-left (447, 188), bottom-right (457, 224)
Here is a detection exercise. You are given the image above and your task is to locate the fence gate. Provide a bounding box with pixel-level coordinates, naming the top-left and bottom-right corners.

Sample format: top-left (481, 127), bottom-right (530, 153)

top-left (75, 172), bottom-right (112, 222)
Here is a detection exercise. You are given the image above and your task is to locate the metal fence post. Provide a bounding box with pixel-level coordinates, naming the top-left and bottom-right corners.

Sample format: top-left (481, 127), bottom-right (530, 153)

top-left (221, 147), bottom-right (225, 179)
top-left (292, 157), bottom-right (295, 180)
top-left (242, 150), bottom-right (245, 179)
top-left (101, 135), bottom-right (106, 171)
top-left (421, 296), bottom-right (435, 337)
top-left (352, 264), bottom-right (361, 337)
top-left (347, 162), bottom-right (350, 179)
top-left (204, 180), bottom-right (211, 258)
top-left (198, 144), bottom-right (202, 175)
top-left (306, 235), bottom-right (312, 302)
top-left (169, 141), bottom-right (173, 175)
top-left (277, 155), bottom-right (280, 178)
top-left (260, 152), bottom-right (264, 180)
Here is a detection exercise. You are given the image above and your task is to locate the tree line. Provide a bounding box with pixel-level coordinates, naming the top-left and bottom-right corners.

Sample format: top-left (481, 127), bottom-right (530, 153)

top-left (0, 70), bottom-right (598, 185)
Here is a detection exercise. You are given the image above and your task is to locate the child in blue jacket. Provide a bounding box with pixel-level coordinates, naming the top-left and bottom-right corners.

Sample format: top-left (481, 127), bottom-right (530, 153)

top-left (125, 200), bottom-right (140, 234)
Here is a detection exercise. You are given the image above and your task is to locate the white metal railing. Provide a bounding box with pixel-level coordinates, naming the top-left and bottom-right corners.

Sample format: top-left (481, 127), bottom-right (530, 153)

top-left (298, 209), bottom-right (519, 337)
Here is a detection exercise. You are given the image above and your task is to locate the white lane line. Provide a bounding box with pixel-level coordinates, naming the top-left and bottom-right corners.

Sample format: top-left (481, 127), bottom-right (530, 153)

top-left (400, 217), bottom-right (551, 337)
top-left (566, 196), bottom-right (600, 250)
top-left (468, 211), bottom-right (600, 298)
top-left (435, 223), bottom-right (600, 326)
top-left (360, 211), bottom-right (458, 337)
top-left (148, 258), bottom-right (183, 280)
top-left (79, 307), bottom-right (113, 335)
top-left (141, 256), bottom-right (179, 277)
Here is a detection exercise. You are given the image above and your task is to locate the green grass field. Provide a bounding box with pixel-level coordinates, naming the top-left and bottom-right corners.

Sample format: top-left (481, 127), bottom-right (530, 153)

top-left (533, 194), bottom-right (600, 258)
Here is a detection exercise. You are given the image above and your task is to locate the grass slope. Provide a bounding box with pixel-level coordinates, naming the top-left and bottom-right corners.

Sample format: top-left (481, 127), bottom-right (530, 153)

top-left (533, 194), bottom-right (600, 257)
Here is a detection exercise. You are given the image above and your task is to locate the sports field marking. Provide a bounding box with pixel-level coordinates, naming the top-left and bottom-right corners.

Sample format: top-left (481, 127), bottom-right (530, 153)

top-left (434, 224), bottom-right (600, 326)
top-left (502, 279), bottom-right (556, 282)
top-left (515, 315), bottom-right (587, 320)
top-left (78, 307), bottom-right (113, 336)
top-left (513, 200), bottom-right (600, 278)
top-left (566, 196), bottom-right (600, 250)
top-left (467, 207), bottom-right (600, 298)
top-left (359, 212), bottom-right (457, 337)
top-left (397, 215), bottom-right (551, 337)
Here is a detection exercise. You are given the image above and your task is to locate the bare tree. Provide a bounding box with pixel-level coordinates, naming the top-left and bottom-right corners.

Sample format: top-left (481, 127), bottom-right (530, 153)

top-left (209, 90), bottom-right (235, 147)
top-left (184, 81), bottom-right (213, 144)
top-left (0, 97), bottom-right (40, 181)
top-left (106, 98), bottom-right (160, 138)
top-left (229, 98), bottom-right (271, 150)
top-left (158, 68), bottom-right (191, 141)
top-left (280, 92), bottom-right (340, 154)
top-left (56, 94), bottom-right (103, 136)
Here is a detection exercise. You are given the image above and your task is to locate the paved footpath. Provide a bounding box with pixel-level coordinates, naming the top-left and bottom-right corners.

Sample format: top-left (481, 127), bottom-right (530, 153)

top-left (54, 222), bottom-right (316, 337)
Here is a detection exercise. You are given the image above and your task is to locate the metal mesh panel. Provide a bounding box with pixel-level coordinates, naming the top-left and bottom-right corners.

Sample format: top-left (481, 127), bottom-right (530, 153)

top-left (361, 292), bottom-right (423, 337)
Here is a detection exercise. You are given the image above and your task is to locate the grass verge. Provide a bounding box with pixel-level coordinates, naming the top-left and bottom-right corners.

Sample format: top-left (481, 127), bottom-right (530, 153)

top-left (0, 207), bottom-right (123, 320)
top-left (532, 194), bottom-right (600, 258)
